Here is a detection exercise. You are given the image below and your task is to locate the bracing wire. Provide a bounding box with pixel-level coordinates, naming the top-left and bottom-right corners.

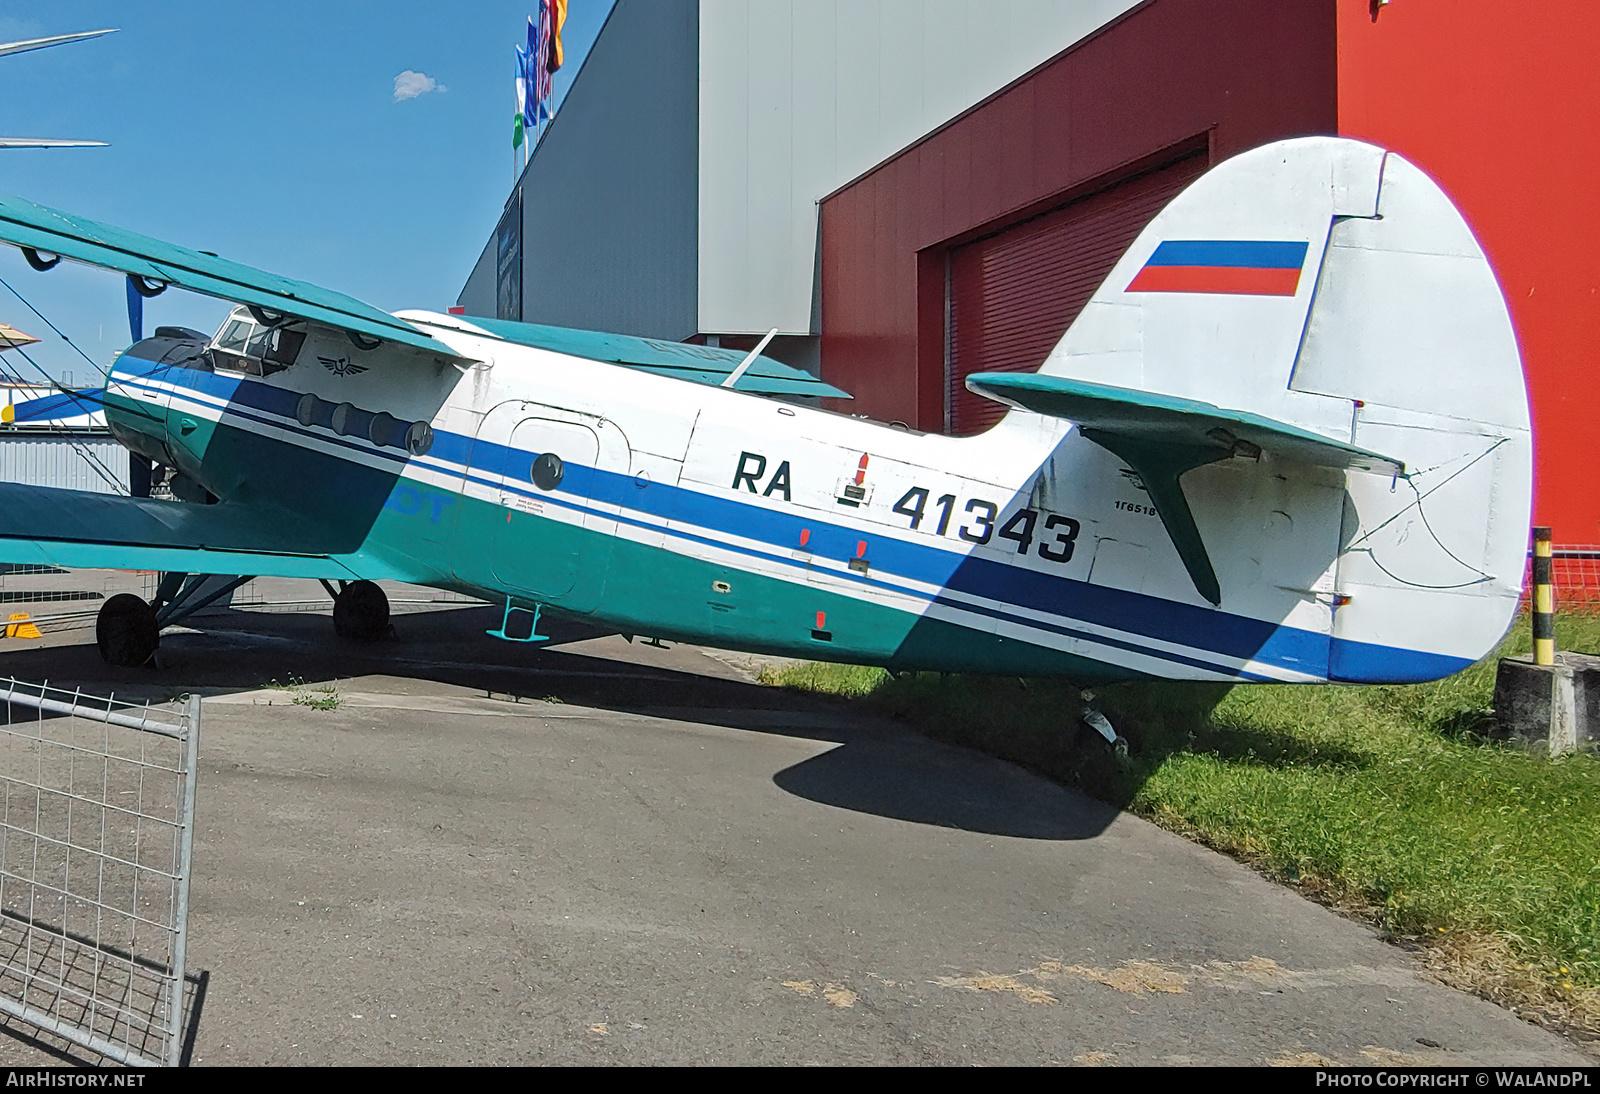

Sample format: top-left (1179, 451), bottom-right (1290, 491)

top-left (1343, 437), bottom-right (1510, 591)
top-left (1343, 437), bottom-right (1508, 555)
top-left (0, 273), bottom-right (113, 384)
top-left (0, 342), bottom-right (129, 494)
top-left (0, 276), bottom-right (131, 495)
top-left (1349, 548), bottom-right (1493, 591)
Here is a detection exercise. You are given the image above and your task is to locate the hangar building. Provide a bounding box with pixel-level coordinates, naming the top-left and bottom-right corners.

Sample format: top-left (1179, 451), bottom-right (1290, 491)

top-left (458, 0), bottom-right (1600, 542)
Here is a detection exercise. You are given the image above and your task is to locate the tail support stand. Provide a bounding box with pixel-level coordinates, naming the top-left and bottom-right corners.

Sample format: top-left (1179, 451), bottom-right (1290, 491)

top-left (487, 598), bottom-right (551, 643)
top-left (1080, 689), bottom-right (1128, 757)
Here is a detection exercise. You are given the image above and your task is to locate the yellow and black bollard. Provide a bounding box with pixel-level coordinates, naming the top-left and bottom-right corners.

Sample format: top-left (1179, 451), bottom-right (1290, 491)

top-left (1532, 526), bottom-right (1555, 666)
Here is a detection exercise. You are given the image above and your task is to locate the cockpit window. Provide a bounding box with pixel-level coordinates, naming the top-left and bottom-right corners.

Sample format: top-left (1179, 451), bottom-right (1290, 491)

top-left (215, 319), bottom-right (251, 352)
top-left (211, 309), bottom-right (305, 377)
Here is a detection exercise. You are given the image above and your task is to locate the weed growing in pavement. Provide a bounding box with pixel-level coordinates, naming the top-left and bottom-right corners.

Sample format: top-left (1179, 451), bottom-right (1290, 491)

top-left (264, 676), bottom-right (341, 711)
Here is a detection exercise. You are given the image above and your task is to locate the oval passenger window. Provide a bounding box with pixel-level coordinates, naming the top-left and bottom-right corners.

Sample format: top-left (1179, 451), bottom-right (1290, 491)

top-left (530, 452), bottom-right (564, 490)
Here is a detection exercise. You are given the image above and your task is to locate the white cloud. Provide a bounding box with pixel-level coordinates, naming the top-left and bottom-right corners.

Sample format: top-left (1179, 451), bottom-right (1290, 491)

top-left (393, 70), bottom-right (445, 102)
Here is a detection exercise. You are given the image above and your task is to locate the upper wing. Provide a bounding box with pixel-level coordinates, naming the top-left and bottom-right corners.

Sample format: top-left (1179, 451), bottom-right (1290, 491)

top-left (0, 29), bottom-right (117, 60)
top-left (0, 193), bottom-right (468, 362)
top-left (0, 139), bottom-right (108, 149)
top-left (446, 315), bottom-right (850, 400)
top-left (0, 483), bottom-right (396, 581)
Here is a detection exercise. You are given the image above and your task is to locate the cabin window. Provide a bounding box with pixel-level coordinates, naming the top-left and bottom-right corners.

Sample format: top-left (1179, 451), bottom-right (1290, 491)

top-left (253, 326), bottom-right (305, 374)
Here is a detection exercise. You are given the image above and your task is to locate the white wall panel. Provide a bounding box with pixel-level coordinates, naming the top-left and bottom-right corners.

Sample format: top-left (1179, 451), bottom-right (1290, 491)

top-left (0, 434), bottom-right (128, 494)
top-left (698, 0), bottom-right (1140, 335)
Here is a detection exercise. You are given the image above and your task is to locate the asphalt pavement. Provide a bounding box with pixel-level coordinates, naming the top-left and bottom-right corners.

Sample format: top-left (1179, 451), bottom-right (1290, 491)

top-left (0, 592), bottom-right (1588, 1066)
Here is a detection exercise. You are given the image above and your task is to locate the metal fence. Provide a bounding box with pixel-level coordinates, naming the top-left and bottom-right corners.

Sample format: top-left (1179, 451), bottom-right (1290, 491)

top-left (0, 680), bottom-right (198, 1067)
top-left (1523, 547), bottom-right (1600, 613)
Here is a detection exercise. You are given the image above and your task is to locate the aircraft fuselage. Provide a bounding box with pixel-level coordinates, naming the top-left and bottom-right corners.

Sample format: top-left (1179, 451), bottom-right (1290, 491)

top-left (96, 310), bottom-right (1469, 686)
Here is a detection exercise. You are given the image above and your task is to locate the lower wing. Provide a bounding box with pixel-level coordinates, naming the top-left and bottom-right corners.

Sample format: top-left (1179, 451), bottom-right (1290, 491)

top-left (0, 483), bottom-right (376, 579)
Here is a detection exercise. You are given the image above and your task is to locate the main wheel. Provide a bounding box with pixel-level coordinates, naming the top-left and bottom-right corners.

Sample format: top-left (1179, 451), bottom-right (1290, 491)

top-left (333, 580), bottom-right (390, 641)
top-left (96, 594), bottom-right (159, 666)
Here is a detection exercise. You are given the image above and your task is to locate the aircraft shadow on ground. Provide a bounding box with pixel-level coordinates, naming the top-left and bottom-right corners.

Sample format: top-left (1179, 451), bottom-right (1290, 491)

top-left (0, 604), bottom-right (1121, 841)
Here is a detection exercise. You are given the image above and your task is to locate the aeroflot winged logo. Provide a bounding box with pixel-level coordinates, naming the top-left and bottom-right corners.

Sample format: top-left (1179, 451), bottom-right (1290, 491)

top-left (1126, 240), bottom-right (1309, 296)
top-left (318, 355), bottom-right (369, 377)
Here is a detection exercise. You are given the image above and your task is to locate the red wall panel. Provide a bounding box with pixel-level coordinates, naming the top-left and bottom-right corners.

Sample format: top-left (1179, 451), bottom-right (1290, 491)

top-left (945, 152), bottom-right (1207, 434)
top-left (1337, 0), bottom-right (1600, 540)
top-left (819, 0), bottom-right (1339, 431)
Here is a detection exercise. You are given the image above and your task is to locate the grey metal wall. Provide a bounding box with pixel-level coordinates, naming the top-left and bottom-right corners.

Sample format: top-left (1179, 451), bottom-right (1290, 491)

top-left (457, 0), bottom-right (1140, 343)
top-left (0, 433), bottom-right (128, 494)
top-left (696, 0), bottom-right (1142, 337)
top-left (458, 0), bottom-right (699, 339)
top-left (460, 237), bottom-right (496, 320)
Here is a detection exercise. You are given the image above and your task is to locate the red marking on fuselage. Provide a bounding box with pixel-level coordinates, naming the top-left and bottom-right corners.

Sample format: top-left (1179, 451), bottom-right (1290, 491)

top-left (856, 541), bottom-right (867, 558)
top-left (815, 611), bottom-right (826, 629)
top-left (855, 454), bottom-right (868, 486)
top-left (799, 528), bottom-right (811, 547)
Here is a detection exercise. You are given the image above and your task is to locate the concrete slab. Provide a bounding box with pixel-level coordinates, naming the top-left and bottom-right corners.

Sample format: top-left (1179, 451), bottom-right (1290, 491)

top-left (0, 602), bottom-right (1588, 1066)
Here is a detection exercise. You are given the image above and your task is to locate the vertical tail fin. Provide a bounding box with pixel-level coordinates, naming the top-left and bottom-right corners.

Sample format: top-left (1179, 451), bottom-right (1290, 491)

top-left (1028, 137), bottom-right (1530, 679)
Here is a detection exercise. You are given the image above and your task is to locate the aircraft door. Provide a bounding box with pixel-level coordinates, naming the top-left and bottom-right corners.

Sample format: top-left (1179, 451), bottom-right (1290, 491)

top-left (491, 412), bottom-right (628, 614)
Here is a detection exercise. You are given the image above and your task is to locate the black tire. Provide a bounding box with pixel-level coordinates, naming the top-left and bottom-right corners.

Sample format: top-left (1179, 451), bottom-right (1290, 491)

top-left (333, 580), bottom-right (390, 641)
top-left (96, 594), bottom-right (159, 666)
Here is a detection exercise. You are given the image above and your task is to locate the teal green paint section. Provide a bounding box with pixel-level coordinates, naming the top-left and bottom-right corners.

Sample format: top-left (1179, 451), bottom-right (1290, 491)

top-left (0, 193), bottom-right (464, 360)
top-left (433, 481), bottom-right (1141, 680)
top-left (966, 372), bottom-right (1402, 475)
top-left (464, 316), bottom-right (849, 400)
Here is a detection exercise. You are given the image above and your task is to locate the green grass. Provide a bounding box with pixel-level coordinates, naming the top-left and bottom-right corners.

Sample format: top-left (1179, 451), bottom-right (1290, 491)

top-left (760, 614), bottom-right (1600, 1016)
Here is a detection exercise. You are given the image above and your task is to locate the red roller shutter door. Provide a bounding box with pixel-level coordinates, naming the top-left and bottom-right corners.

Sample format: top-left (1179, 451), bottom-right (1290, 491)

top-left (945, 153), bottom-right (1208, 435)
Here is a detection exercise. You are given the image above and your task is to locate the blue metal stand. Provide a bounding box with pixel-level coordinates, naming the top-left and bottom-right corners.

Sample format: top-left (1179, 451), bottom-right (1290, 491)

top-left (486, 598), bottom-right (550, 643)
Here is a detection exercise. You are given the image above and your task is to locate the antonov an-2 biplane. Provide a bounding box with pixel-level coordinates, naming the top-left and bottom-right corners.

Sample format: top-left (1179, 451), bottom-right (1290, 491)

top-left (0, 138), bottom-right (1530, 705)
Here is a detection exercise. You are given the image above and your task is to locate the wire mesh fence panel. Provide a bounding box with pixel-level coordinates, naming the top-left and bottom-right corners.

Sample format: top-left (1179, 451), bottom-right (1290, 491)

top-left (0, 681), bottom-right (197, 1067)
top-left (1522, 547), bottom-right (1600, 614)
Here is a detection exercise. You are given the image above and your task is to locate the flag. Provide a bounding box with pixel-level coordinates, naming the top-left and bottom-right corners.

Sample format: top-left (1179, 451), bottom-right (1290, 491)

top-left (547, 0), bottom-right (568, 73)
top-left (534, 5), bottom-right (553, 109)
top-left (514, 44), bottom-right (529, 146)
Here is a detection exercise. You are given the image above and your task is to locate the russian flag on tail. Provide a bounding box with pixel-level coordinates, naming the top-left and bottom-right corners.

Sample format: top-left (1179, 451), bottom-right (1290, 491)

top-left (1127, 240), bottom-right (1309, 296)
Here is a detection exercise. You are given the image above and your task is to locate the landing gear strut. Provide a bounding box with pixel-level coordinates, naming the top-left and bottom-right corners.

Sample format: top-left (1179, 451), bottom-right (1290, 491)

top-left (326, 580), bottom-right (390, 641)
top-left (94, 573), bottom-right (257, 666)
top-left (1080, 689), bottom-right (1129, 757)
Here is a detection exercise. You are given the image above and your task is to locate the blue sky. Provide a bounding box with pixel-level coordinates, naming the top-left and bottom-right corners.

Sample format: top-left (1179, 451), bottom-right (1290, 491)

top-left (0, 1), bottom-right (613, 383)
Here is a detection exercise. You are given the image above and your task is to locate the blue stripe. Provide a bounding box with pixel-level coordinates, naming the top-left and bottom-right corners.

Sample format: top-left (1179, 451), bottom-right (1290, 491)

top-left (117, 355), bottom-right (1470, 683)
top-left (1146, 240), bottom-right (1308, 270)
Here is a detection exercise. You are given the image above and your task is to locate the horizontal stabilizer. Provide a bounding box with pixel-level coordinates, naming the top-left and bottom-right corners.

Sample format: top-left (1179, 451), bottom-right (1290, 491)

top-left (968, 372), bottom-right (1403, 607)
top-left (965, 372), bottom-right (1403, 477)
top-left (0, 194), bottom-right (468, 363)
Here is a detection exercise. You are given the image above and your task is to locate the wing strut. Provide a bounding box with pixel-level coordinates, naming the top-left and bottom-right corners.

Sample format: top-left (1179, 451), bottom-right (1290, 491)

top-left (1078, 431), bottom-right (1229, 606)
